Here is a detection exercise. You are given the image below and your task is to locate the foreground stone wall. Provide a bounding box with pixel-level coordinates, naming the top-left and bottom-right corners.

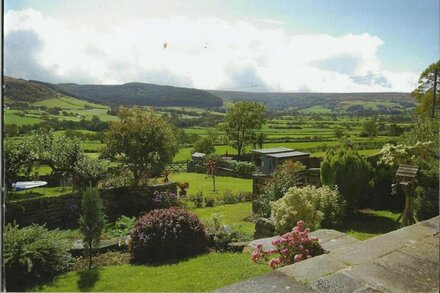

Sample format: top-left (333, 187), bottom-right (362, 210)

top-left (5, 183), bottom-right (176, 228)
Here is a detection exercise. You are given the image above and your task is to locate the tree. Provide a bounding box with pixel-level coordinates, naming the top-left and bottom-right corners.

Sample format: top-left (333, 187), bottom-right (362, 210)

top-left (411, 60), bottom-right (440, 118)
top-left (361, 119), bottom-right (378, 137)
top-left (321, 148), bottom-right (371, 212)
top-left (221, 102), bottom-right (266, 157)
top-left (192, 137), bottom-right (215, 155)
top-left (103, 107), bottom-right (179, 186)
top-left (79, 188), bottom-right (106, 269)
top-left (73, 156), bottom-right (109, 190)
top-left (255, 132), bottom-right (266, 149)
top-left (205, 159), bottom-right (218, 192)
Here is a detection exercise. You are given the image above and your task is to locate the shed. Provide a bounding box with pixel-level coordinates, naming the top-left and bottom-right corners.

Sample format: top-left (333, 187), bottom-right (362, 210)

top-left (261, 151), bottom-right (310, 174)
top-left (252, 147), bottom-right (293, 168)
top-left (191, 152), bottom-right (206, 162)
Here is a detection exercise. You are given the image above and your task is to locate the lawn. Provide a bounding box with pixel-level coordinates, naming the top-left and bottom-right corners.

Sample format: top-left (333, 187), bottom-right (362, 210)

top-left (336, 209), bottom-right (401, 240)
top-left (8, 186), bottom-right (74, 202)
top-left (36, 252), bottom-right (270, 292)
top-left (193, 202), bottom-right (254, 236)
top-left (168, 172), bottom-right (252, 198)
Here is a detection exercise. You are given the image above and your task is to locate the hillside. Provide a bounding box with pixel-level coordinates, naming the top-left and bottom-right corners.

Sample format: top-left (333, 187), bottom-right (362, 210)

top-left (208, 90), bottom-right (415, 113)
top-left (4, 77), bottom-right (60, 102)
top-left (49, 82), bottom-right (224, 108)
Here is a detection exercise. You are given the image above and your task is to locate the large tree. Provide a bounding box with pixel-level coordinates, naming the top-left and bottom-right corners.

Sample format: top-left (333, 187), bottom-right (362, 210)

top-left (411, 60), bottom-right (440, 118)
top-left (103, 107), bottom-right (178, 185)
top-left (221, 102), bottom-right (266, 157)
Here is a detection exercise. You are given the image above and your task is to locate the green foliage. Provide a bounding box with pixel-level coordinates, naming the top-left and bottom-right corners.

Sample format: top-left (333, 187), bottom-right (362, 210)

top-left (4, 223), bottom-right (73, 291)
top-left (321, 148), bottom-right (371, 212)
top-left (105, 216), bottom-right (136, 238)
top-left (130, 207), bottom-right (207, 263)
top-left (232, 161), bottom-right (257, 176)
top-left (79, 188), bottom-right (106, 269)
top-left (257, 161), bottom-right (305, 217)
top-left (222, 102), bottom-right (266, 157)
top-left (411, 60), bottom-right (440, 117)
top-left (104, 107), bottom-right (179, 185)
top-left (204, 197), bottom-right (216, 207)
top-left (73, 156), bottom-right (109, 189)
top-left (361, 119), bottom-right (378, 137)
top-left (190, 192), bottom-right (204, 208)
top-left (205, 215), bottom-right (250, 251)
top-left (271, 186), bottom-right (345, 233)
top-left (192, 136), bottom-right (215, 154)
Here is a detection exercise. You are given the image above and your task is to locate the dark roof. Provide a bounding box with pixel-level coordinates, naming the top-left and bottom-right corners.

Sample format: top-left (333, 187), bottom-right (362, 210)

top-left (252, 147), bottom-right (293, 154)
top-left (266, 151), bottom-right (310, 158)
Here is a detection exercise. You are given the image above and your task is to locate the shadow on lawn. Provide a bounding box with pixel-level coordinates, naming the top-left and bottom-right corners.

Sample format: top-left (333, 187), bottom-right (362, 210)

top-left (8, 191), bottom-right (45, 201)
top-left (336, 209), bottom-right (401, 236)
top-left (77, 269), bottom-right (100, 291)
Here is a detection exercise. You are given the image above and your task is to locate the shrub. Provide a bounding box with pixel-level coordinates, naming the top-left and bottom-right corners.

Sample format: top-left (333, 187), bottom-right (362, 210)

top-left (4, 223), bottom-right (73, 291)
top-left (130, 207), bottom-right (207, 263)
top-left (222, 190), bottom-right (240, 204)
top-left (152, 191), bottom-right (179, 209)
top-left (79, 188), bottom-right (106, 269)
top-left (205, 215), bottom-right (250, 252)
top-left (252, 220), bottom-right (325, 269)
top-left (321, 148), bottom-right (371, 212)
top-left (257, 161), bottom-right (305, 216)
top-left (105, 215), bottom-right (136, 238)
top-left (190, 192), bottom-right (204, 208)
top-left (233, 161), bottom-right (256, 176)
top-left (202, 153), bottom-right (224, 166)
top-left (192, 137), bottom-right (215, 155)
top-left (271, 186), bottom-right (345, 233)
top-left (204, 197), bottom-right (215, 207)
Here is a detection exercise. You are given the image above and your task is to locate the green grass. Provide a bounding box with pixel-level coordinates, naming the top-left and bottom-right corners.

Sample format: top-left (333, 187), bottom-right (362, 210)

top-left (8, 186), bottom-right (74, 202)
top-left (34, 96), bottom-right (107, 110)
top-left (4, 112), bottom-right (44, 125)
top-left (336, 209), bottom-right (401, 240)
top-left (169, 172), bottom-right (252, 198)
top-left (36, 252), bottom-right (270, 292)
top-left (193, 202), bottom-right (254, 236)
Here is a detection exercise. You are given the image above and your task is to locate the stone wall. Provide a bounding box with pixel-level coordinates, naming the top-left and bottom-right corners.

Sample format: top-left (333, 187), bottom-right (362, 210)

top-left (5, 182), bottom-right (176, 229)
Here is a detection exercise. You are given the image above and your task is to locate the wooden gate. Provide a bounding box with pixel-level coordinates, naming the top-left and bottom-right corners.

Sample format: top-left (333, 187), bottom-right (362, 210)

top-left (166, 161), bottom-right (188, 172)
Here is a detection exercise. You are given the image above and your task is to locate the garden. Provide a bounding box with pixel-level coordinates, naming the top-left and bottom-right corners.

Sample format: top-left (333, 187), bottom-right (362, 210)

top-left (4, 75), bottom-right (440, 291)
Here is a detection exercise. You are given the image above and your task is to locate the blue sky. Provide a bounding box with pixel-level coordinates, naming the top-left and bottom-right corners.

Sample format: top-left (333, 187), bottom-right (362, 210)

top-left (4, 0), bottom-right (439, 92)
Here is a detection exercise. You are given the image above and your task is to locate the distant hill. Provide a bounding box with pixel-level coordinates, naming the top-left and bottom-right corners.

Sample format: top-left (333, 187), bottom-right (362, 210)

top-left (4, 77), bottom-right (61, 102)
top-left (208, 90), bottom-right (415, 113)
top-left (48, 82), bottom-right (223, 108)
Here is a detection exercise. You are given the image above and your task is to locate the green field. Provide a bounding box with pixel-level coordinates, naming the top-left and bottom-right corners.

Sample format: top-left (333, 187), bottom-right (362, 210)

top-left (34, 96), bottom-right (107, 110)
top-left (35, 252), bottom-right (270, 292)
top-left (168, 172), bottom-right (252, 198)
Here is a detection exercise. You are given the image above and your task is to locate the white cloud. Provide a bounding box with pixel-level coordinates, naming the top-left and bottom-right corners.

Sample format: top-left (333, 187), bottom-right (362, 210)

top-left (4, 9), bottom-right (419, 92)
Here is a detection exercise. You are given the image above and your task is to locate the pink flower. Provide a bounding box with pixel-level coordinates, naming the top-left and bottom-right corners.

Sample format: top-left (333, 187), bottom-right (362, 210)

top-left (281, 248), bottom-right (289, 256)
top-left (294, 254), bottom-right (302, 262)
top-left (269, 257), bottom-right (281, 268)
top-left (251, 250), bottom-right (260, 262)
top-left (297, 220), bottom-right (305, 228)
top-left (272, 237), bottom-right (281, 246)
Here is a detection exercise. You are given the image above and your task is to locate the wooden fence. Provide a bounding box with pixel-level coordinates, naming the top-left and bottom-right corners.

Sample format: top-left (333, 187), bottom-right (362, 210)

top-left (165, 161), bottom-right (188, 172)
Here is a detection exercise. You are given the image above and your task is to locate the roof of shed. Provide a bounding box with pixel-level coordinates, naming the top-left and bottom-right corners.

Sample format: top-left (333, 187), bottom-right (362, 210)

top-left (266, 151), bottom-right (310, 158)
top-left (252, 147), bottom-right (293, 154)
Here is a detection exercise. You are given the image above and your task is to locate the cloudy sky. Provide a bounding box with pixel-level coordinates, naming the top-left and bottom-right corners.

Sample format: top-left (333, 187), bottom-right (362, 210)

top-left (4, 0), bottom-right (439, 92)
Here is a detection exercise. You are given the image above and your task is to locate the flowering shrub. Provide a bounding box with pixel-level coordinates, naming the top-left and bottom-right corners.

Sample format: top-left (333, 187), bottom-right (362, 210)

top-left (189, 192), bottom-right (204, 208)
top-left (233, 161), bottom-right (257, 176)
top-left (271, 186), bottom-right (345, 233)
top-left (152, 191), bottom-right (179, 209)
top-left (252, 220), bottom-right (325, 269)
top-left (130, 207), bottom-right (207, 263)
top-left (378, 141), bottom-right (434, 168)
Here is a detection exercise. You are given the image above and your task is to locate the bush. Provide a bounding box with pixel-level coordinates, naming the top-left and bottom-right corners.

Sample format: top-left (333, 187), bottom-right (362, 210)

top-left (192, 137), bottom-right (215, 155)
top-left (271, 186), bottom-right (345, 233)
top-left (222, 190), bottom-right (240, 204)
top-left (252, 220), bottom-right (325, 269)
top-left (321, 148), bottom-right (371, 212)
top-left (204, 197), bottom-right (215, 207)
top-left (257, 161), bottom-right (305, 217)
top-left (130, 207), bottom-right (207, 263)
top-left (4, 223), bottom-right (73, 291)
top-left (152, 191), bottom-right (179, 209)
top-left (190, 192), bottom-right (204, 208)
top-left (205, 215), bottom-right (250, 252)
top-left (105, 215), bottom-right (136, 238)
top-left (233, 161), bottom-right (256, 176)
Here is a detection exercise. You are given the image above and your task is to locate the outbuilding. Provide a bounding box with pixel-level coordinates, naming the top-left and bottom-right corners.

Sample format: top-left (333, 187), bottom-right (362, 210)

top-left (260, 151), bottom-right (310, 174)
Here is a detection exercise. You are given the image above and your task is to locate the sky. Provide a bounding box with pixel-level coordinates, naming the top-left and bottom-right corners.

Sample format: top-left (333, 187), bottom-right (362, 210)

top-left (4, 0), bottom-right (440, 92)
